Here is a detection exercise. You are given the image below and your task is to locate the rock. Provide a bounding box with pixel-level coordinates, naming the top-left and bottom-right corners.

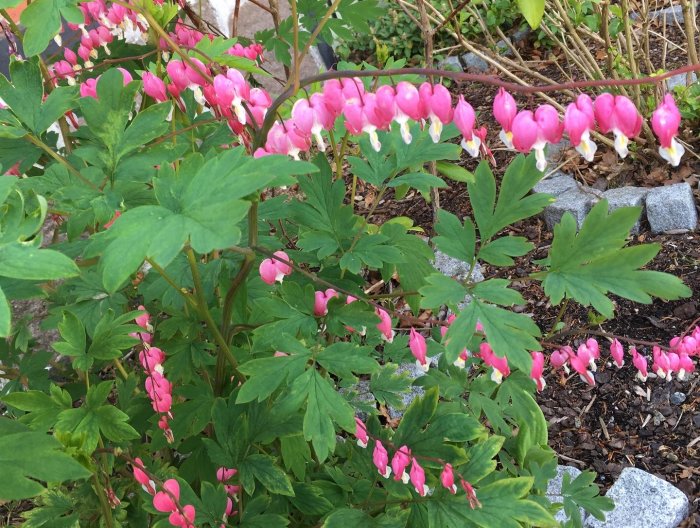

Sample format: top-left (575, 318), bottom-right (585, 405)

top-left (603, 187), bottom-right (649, 234)
top-left (545, 139), bottom-right (571, 163)
top-left (533, 172), bottom-right (579, 196)
top-left (460, 52), bottom-right (489, 73)
top-left (432, 250), bottom-right (483, 309)
top-left (547, 465), bottom-right (587, 524)
top-left (543, 188), bottom-right (600, 230)
top-left (645, 183), bottom-right (698, 234)
top-left (585, 467), bottom-right (689, 528)
top-left (666, 72), bottom-right (697, 91)
top-left (670, 392), bottom-right (686, 405)
top-left (647, 4), bottom-right (688, 24)
top-left (693, 414), bottom-right (700, 428)
top-left (438, 55), bottom-right (463, 71)
top-left (495, 27), bottom-right (531, 56)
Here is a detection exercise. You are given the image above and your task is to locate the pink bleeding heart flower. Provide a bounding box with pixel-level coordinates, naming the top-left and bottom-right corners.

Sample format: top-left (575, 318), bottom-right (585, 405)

top-left (440, 463), bottom-right (458, 494)
top-left (569, 353), bottom-right (595, 386)
top-left (576, 343), bottom-right (596, 372)
top-left (493, 87), bottom-right (517, 148)
top-left (564, 94), bottom-right (597, 161)
top-left (132, 457), bottom-right (156, 495)
top-left (314, 288), bottom-right (338, 316)
top-left (550, 348), bottom-right (571, 374)
top-left (652, 346), bottom-right (672, 381)
top-left (166, 60), bottom-right (191, 93)
top-left (373, 440), bottom-right (391, 478)
top-left (321, 79), bottom-right (344, 118)
top-left (651, 93), bottom-right (684, 166)
top-left (479, 342), bottom-right (510, 383)
top-left (343, 95), bottom-right (383, 151)
top-left (409, 328), bottom-right (429, 372)
top-left (153, 479), bottom-right (180, 512)
top-left (216, 467), bottom-right (237, 482)
top-left (168, 504), bottom-right (195, 528)
top-left (292, 94), bottom-right (333, 150)
top-left (593, 93), bottom-right (642, 159)
top-left (391, 446), bottom-right (411, 483)
top-left (80, 78), bottom-right (99, 99)
top-left (440, 314), bottom-right (455, 339)
top-left (530, 351), bottom-right (546, 392)
top-left (64, 47), bottom-right (78, 66)
top-left (677, 353), bottom-right (695, 380)
top-left (259, 251), bottom-right (292, 285)
top-left (374, 84), bottom-right (397, 127)
top-left (355, 417), bottom-right (369, 448)
top-left (145, 372), bottom-right (172, 400)
top-left (511, 105), bottom-right (563, 171)
top-left (376, 307), bottom-right (394, 343)
top-left (214, 70), bottom-right (250, 124)
top-left (394, 81), bottom-right (425, 144)
top-left (142, 72), bottom-right (168, 103)
top-left (139, 347), bottom-right (165, 374)
top-left (409, 458), bottom-right (429, 496)
top-left (150, 389), bottom-right (172, 414)
top-left (135, 305), bottom-right (151, 330)
top-left (419, 82), bottom-right (453, 143)
top-left (586, 338), bottom-right (600, 361)
top-left (630, 346), bottom-right (648, 382)
top-left (248, 87), bottom-right (272, 126)
top-left (453, 95), bottom-right (480, 157)
top-left (610, 338), bottom-right (624, 368)
top-left (265, 121), bottom-right (309, 159)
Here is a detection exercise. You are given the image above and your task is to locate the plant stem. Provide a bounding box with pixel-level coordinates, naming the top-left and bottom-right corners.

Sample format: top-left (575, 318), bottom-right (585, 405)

top-left (92, 473), bottom-right (115, 528)
top-left (185, 247), bottom-right (244, 387)
top-left (145, 258), bottom-right (198, 310)
top-left (297, 0), bottom-right (342, 66)
top-left (545, 299), bottom-right (569, 339)
top-left (25, 134), bottom-right (99, 190)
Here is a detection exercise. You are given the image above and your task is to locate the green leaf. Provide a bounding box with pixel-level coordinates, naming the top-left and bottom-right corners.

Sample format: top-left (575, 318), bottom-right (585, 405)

top-left (419, 273), bottom-right (467, 308)
top-left (428, 477), bottom-right (557, 528)
top-left (388, 172), bottom-right (447, 194)
top-left (55, 381), bottom-right (138, 452)
top-left (471, 279), bottom-right (525, 306)
top-left (239, 454), bottom-right (295, 496)
top-left (20, 0), bottom-right (83, 56)
top-left (468, 155), bottom-right (552, 242)
top-left (302, 370), bottom-right (355, 461)
top-left (436, 161), bottom-right (475, 183)
top-left (0, 244), bottom-right (79, 280)
top-left (478, 236), bottom-right (533, 266)
top-left (52, 311), bottom-right (87, 366)
top-left (461, 435), bottom-right (505, 484)
top-left (434, 210), bottom-right (476, 263)
top-left (561, 471), bottom-right (614, 524)
top-left (237, 347), bottom-right (311, 403)
top-left (444, 299), bottom-right (541, 371)
top-left (517, 0), bottom-right (545, 28)
top-left (2, 385), bottom-right (72, 431)
top-left (537, 200), bottom-right (692, 318)
top-left (0, 418), bottom-right (91, 500)
top-left (393, 387), bottom-right (438, 447)
top-left (323, 509), bottom-right (370, 527)
top-left (316, 342), bottom-right (379, 380)
top-left (99, 149), bottom-right (277, 291)
top-left (0, 286), bottom-right (10, 337)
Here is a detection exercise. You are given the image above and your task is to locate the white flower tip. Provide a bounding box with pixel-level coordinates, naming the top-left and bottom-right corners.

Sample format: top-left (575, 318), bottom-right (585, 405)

top-left (400, 121), bottom-right (412, 144)
top-left (499, 129), bottom-right (514, 149)
top-left (461, 136), bottom-right (481, 158)
top-left (381, 467), bottom-right (392, 479)
top-left (453, 358), bottom-right (466, 369)
top-left (357, 439), bottom-right (367, 448)
top-left (401, 473), bottom-right (410, 484)
top-left (368, 130), bottom-right (382, 152)
top-left (416, 360), bottom-right (430, 373)
top-left (429, 120), bottom-right (442, 143)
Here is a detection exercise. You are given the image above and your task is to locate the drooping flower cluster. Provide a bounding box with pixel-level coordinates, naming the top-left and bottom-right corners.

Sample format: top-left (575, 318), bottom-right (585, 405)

top-left (133, 306), bottom-right (174, 443)
top-left (355, 419), bottom-right (480, 506)
top-left (131, 461), bottom-right (196, 528)
top-left (550, 328), bottom-right (699, 386)
top-left (216, 467), bottom-right (239, 526)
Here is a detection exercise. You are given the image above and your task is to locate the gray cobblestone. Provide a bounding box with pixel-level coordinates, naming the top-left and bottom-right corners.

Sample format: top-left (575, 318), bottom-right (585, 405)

top-left (646, 182), bottom-right (698, 233)
top-left (585, 467), bottom-right (689, 528)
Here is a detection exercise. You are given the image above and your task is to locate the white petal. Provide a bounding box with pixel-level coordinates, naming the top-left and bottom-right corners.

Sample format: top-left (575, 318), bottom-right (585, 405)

top-left (613, 130), bottom-right (629, 158)
top-left (499, 129), bottom-right (514, 149)
top-left (429, 119), bottom-right (442, 143)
